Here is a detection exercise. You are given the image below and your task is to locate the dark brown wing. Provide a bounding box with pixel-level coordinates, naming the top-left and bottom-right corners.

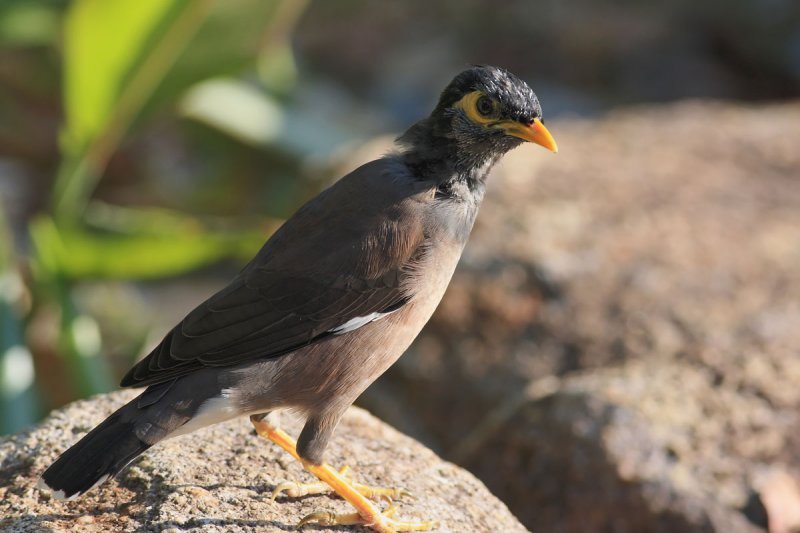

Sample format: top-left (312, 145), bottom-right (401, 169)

top-left (121, 159), bottom-right (430, 387)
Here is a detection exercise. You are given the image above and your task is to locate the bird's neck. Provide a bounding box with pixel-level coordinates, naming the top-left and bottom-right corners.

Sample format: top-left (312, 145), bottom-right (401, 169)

top-left (397, 118), bottom-right (500, 191)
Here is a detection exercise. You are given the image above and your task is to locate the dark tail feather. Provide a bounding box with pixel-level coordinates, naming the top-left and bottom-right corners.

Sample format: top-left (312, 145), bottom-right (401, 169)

top-left (39, 407), bottom-right (151, 500)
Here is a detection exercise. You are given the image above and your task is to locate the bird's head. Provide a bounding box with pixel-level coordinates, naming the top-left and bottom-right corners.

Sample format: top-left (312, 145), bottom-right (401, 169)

top-left (400, 65), bottom-right (557, 181)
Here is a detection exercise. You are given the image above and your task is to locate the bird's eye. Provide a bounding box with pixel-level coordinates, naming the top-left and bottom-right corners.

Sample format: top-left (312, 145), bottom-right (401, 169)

top-left (455, 91), bottom-right (499, 125)
top-left (475, 95), bottom-right (495, 117)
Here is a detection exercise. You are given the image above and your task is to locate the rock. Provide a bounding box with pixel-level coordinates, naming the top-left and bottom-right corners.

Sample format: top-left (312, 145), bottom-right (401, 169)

top-left (456, 362), bottom-right (796, 533)
top-left (0, 390), bottom-right (528, 533)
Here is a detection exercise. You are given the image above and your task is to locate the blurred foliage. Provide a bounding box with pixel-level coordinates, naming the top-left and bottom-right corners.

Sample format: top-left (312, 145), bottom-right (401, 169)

top-left (0, 204), bottom-right (38, 432)
top-left (30, 211), bottom-right (267, 280)
top-left (0, 0), bottom-right (311, 434)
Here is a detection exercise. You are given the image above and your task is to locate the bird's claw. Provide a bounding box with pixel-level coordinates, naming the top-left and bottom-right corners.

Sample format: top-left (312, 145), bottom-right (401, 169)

top-left (272, 465), bottom-right (412, 502)
top-left (355, 484), bottom-right (414, 501)
top-left (300, 501), bottom-right (438, 532)
top-left (272, 466), bottom-right (350, 500)
top-left (298, 509), bottom-right (335, 527)
top-left (271, 480), bottom-right (316, 500)
top-left (298, 509), bottom-right (368, 527)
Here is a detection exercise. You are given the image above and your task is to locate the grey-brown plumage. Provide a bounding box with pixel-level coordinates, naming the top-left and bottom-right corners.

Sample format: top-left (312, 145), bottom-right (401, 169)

top-left (40, 65), bottom-right (557, 501)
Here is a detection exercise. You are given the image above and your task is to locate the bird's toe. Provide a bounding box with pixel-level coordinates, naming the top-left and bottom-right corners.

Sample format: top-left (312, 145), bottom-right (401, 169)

top-left (298, 500), bottom-right (436, 532)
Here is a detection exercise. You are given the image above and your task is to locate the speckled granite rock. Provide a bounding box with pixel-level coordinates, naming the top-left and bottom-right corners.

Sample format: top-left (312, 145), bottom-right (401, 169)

top-left (0, 390), bottom-right (528, 532)
top-left (457, 362), bottom-right (782, 533)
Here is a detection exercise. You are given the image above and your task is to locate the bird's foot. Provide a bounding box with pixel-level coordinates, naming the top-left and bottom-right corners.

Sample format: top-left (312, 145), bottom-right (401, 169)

top-left (250, 415), bottom-right (436, 533)
top-left (299, 500), bottom-right (436, 532)
top-left (272, 465), bottom-right (413, 501)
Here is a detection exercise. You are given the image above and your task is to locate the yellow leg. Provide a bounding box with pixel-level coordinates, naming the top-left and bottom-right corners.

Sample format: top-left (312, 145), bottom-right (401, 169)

top-left (251, 415), bottom-right (436, 533)
top-left (272, 465), bottom-right (413, 501)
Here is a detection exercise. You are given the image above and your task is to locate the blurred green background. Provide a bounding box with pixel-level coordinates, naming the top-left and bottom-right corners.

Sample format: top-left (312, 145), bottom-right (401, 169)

top-left (0, 0), bottom-right (799, 434)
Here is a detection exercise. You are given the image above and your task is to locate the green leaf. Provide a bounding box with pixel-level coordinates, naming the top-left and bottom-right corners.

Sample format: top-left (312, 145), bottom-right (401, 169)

top-left (30, 213), bottom-right (267, 281)
top-left (0, 2), bottom-right (60, 47)
top-left (141, 0), bottom-right (304, 113)
top-left (55, 0), bottom-right (211, 221)
top-left (62, 0), bottom-right (180, 153)
top-left (53, 0), bottom-right (309, 222)
top-left (179, 78), bottom-right (285, 147)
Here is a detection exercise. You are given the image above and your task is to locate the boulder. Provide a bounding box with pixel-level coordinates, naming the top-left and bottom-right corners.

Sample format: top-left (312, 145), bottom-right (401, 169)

top-left (0, 390), bottom-right (528, 532)
top-left (456, 362), bottom-right (794, 533)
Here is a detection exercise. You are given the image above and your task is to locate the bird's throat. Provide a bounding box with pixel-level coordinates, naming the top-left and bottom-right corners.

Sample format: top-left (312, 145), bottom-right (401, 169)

top-left (398, 119), bottom-right (499, 190)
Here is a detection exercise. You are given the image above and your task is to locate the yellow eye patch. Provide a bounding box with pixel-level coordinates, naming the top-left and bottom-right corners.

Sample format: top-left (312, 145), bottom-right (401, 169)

top-left (454, 91), bottom-right (499, 125)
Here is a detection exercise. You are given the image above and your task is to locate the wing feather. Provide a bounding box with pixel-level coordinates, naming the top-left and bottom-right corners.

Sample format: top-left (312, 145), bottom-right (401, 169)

top-left (120, 158), bottom-right (429, 388)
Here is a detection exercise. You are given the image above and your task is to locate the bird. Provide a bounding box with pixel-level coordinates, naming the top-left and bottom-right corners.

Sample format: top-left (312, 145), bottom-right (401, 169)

top-left (39, 65), bottom-right (557, 532)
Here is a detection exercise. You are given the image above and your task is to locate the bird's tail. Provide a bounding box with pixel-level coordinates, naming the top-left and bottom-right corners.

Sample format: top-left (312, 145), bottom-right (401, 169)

top-left (38, 404), bottom-right (151, 500)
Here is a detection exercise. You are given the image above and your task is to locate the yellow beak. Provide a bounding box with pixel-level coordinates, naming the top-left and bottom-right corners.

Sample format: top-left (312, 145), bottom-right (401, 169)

top-left (502, 117), bottom-right (558, 153)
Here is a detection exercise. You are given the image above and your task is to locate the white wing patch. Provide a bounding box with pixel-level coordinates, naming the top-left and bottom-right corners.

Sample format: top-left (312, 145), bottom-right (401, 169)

top-left (329, 311), bottom-right (393, 335)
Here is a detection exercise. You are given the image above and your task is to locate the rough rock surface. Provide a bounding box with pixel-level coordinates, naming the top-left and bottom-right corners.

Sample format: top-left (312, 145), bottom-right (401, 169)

top-left (459, 363), bottom-right (779, 533)
top-left (0, 390), bottom-right (527, 533)
top-left (349, 101), bottom-right (800, 532)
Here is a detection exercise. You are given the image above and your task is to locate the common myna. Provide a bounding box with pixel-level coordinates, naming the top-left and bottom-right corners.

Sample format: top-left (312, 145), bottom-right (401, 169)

top-left (40, 65), bottom-right (557, 532)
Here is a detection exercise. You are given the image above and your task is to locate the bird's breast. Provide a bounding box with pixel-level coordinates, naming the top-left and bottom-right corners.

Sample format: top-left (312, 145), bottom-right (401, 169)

top-left (355, 238), bottom-right (464, 389)
top-left (287, 237), bottom-right (467, 411)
